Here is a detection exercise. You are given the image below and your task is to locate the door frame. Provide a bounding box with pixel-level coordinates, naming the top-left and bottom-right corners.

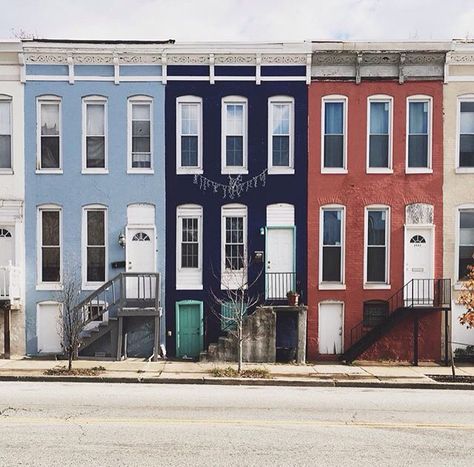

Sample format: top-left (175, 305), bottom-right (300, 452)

top-left (318, 301), bottom-right (344, 355)
top-left (36, 301), bottom-right (63, 354)
top-left (175, 300), bottom-right (204, 358)
top-left (125, 224), bottom-right (157, 273)
top-left (404, 224), bottom-right (435, 286)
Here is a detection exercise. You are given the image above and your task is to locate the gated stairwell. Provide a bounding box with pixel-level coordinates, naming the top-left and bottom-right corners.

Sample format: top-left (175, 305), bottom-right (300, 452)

top-left (342, 279), bottom-right (451, 364)
top-left (75, 272), bottom-right (161, 360)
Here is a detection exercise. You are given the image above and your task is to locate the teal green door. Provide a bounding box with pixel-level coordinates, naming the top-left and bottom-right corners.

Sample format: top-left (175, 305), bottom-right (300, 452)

top-left (176, 302), bottom-right (203, 358)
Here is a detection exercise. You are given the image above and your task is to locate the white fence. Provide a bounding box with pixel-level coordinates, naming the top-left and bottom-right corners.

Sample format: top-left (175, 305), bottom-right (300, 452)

top-left (0, 262), bottom-right (21, 301)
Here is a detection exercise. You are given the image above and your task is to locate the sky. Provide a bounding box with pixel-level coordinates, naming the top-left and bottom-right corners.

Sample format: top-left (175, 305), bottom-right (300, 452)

top-left (0, 0), bottom-right (473, 43)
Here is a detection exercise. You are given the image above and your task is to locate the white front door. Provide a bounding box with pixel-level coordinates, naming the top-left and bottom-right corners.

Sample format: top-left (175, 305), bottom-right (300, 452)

top-left (37, 303), bottom-right (62, 354)
top-left (126, 227), bottom-right (156, 299)
top-left (318, 303), bottom-right (343, 354)
top-left (266, 228), bottom-right (294, 299)
top-left (0, 226), bottom-right (14, 298)
top-left (404, 226), bottom-right (434, 304)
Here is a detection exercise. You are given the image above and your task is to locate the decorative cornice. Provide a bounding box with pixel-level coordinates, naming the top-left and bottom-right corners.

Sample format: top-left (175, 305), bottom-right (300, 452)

top-left (25, 53), bottom-right (68, 64)
top-left (73, 54), bottom-right (114, 64)
top-left (167, 54), bottom-right (209, 65)
top-left (449, 53), bottom-right (474, 65)
top-left (261, 54), bottom-right (306, 64)
top-left (215, 54), bottom-right (255, 64)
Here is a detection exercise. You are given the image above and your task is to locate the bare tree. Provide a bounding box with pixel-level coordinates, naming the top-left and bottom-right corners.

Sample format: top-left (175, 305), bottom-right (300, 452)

top-left (210, 256), bottom-right (263, 373)
top-left (55, 268), bottom-right (84, 371)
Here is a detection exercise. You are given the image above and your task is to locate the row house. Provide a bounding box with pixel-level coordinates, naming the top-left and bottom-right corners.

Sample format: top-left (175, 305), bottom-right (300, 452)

top-left (0, 41), bottom-right (24, 358)
top-left (164, 43), bottom-right (309, 358)
top-left (307, 42), bottom-right (452, 363)
top-left (444, 41), bottom-right (474, 356)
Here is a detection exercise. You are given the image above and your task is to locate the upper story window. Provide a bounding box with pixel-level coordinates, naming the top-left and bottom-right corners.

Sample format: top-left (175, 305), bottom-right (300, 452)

top-left (38, 206), bottom-right (62, 287)
top-left (128, 96), bottom-right (153, 173)
top-left (222, 96), bottom-right (247, 174)
top-left (320, 206), bottom-right (345, 287)
top-left (83, 206), bottom-right (107, 288)
top-left (322, 96), bottom-right (347, 173)
top-left (365, 206), bottom-right (390, 287)
top-left (176, 96), bottom-right (202, 174)
top-left (458, 207), bottom-right (474, 282)
top-left (0, 96), bottom-right (12, 172)
top-left (268, 96), bottom-right (294, 174)
top-left (83, 97), bottom-right (107, 172)
top-left (37, 97), bottom-right (61, 172)
top-left (407, 96), bottom-right (432, 172)
top-left (367, 97), bottom-right (392, 172)
top-left (458, 97), bottom-right (474, 171)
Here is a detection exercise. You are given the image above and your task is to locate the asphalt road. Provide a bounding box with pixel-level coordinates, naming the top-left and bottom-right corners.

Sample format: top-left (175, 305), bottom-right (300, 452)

top-left (0, 382), bottom-right (473, 466)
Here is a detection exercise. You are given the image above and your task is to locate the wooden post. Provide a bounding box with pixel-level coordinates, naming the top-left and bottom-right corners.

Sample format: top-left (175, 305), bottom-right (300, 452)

top-left (444, 310), bottom-right (449, 366)
top-left (3, 304), bottom-right (11, 359)
top-left (413, 315), bottom-right (419, 366)
top-left (153, 315), bottom-right (160, 362)
top-left (116, 316), bottom-right (123, 361)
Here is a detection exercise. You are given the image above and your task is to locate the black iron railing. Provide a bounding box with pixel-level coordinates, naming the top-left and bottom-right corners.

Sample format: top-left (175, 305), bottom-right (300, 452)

top-left (265, 272), bottom-right (297, 301)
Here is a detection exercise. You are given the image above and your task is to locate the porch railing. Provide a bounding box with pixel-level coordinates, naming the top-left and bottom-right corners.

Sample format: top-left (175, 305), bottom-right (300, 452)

top-left (0, 262), bottom-right (21, 302)
top-left (265, 272), bottom-right (296, 301)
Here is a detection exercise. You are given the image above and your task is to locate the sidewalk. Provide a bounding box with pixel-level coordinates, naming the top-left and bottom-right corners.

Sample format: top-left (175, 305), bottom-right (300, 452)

top-left (0, 357), bottom-right (473, 389)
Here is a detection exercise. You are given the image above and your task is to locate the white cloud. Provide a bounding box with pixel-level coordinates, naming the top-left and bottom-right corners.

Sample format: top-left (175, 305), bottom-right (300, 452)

top-left (0, 0), bottom-right (472, 42)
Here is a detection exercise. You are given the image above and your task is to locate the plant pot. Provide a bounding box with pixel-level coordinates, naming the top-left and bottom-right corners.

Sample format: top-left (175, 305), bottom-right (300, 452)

top-left (287, 294), bottom-right (299, 306)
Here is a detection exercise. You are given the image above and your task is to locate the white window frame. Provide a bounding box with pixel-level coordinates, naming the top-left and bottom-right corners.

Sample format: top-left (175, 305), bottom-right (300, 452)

top-left (268, 95), bottom-right (295, 175)
top-left (176, 204), bottom-right (203, 290)
top-left (0, 94), bottom-right (13, 174)
top-left (36, 204), bottom-right (62, 290)
top-left (221, 96), bottom-right (248, 175)
top-left (364, 205), bottom-right (391, 289)
top-left (82, 96), bottom-right (108, 174)
top-left (221, 204), bottom-right (247, 290)
top-left (127, 95), bottom-right (153, 174)
top-left (82, 204), bottom-right (108, 290)
top-left (366, 95), bottom-right (393, 174)
top-left (406, 95), bottom-right (433, 174)
top-left (176, 95), bottom-right (203, 175)
top-left (319, 205), bottom-right (346, 289)
top-left (454, 203), bottom-right (474, 287)
top-left (455, 95), bottom-right (474, 173)
top-left (36, 96), bottom-right (62, 174)
top-left (321, 95), bottom-right (348, 174)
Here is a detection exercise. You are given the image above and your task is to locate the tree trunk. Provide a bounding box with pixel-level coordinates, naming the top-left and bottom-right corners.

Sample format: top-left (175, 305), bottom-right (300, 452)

top-left (238, 324), bottom-right (243, 374)
top-left (68, 351), bottom-right (73, 371)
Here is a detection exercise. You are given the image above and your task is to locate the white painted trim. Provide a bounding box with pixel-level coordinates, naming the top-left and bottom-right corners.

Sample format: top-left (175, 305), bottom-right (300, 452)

top-left (36, 96), bottom-right (62, 172)
top-left (267, 95), bottom-right (295, 175)
top-left (82, 96), bottom-right (108, 174)
top-left (366, 95), bottom-right (393, 173)
top-left (454, 204), bottom-right (474, 284)
top-left (176, 95), bottom-right (203, 174)
top-left (403, 224), bottom-right (435, 287)
top-left (455, 94), bottom-right (474, 171)
top-left (406, 95), bottom-right (433, 173)
top-left (318, 301), bottom-right (345, 354)
top-left (36, 301), bottom-right (63, 354)
top-left (127, 95), bottom-right (154, 174)
top-left (321, 95), bottom-right (348, 173)
top-left (221, 96), bottom-right (248, 175)
top-left (319, 204), bottom-right (346, 288)
top-left (363, 205), bottom-right (390, 288)
top-left (0, 95), bottom-right (13, 172)
top-left (125, 224), bottom-right (157, 273)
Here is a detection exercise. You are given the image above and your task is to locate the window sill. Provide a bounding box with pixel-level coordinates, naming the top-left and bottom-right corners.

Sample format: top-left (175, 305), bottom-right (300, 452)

top-left (35, 169), bottom-right (63, 175)
top-left (405, 168), bottom-right (433, 174)
top-left (36, 283), bottom-right (63, 291)
top-left (363, 283), bottom-right (391, 290)
top-left (222, 168), bottom-right (249, 175)
top-left (321, 168), bottom-right (348, 174)
top-left (177, 168), bottom-right (203, 175)
top-left (82, 169), bottom-right (109, 175)
top-left (176, 284), bottom-right (204, 291)
top-left (367, 168), bottom-right (393, 174)
top-left (454, 282), bottom-right (467, 291)
top-left (0, 169), bottom-right (14, 175)
top-left (455, 167), bottom-right (474, 174)
top-left (319, 283), bottom-right (346, 290)
top-left (267, 167), bottom-right (295, 175)
top-left (127, 169), bottom-right (155, 175)
top-left (82, 282), bottom-right (106, 291)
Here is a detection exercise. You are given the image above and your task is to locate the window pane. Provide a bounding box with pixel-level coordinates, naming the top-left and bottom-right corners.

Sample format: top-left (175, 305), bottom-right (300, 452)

top-left (226, 104), bottom-right (243, 134)
top-left (225, 245), bottom-right (244, 270)
top-left (86, 137), bottom-right (105, 168)
top-left (182, 243), bottom-right (198, 268)
top-left (87, 247), bottom-right (105, 282)
top-left (132, 120), bottom-right (150, 137)
top-left (460, 211), bottom-right (474, 244)
top-left (459, 246), bottom-right (474, 279)
top-left (363, 302), bottom-right (388, 327)
top-left (460, 102), bottom-right (474, 133)
top-left (87, 211), bottom-right (105, 245)
top-left (408, 135), bottom-right (428, 167)
top-left (272, 103), bottom-right (290, 134)
top-left (181, 136), bottom-right (198, 166)
top-left (460, 134), bottom-right (474, 167)
top-left (409, 102), bottom-right (428, 134)
top-left (181, 104), bottom-right (198, 135)
top-left (0, 135), bottom-right (11, 168)
top-left (272, 136), bottom-right (289, 167)
top-left (132, 153), bottom-right (151, 168)
top-left (226, 136), bottom-right (243, 166)
top-left (42, 247), bottom-right (60, 282)
top-left (325, 102), bottom-right (343, 134)
top-left (368, 211), bottom-right (386, 246)
top-left (41, 137), bottom-right (60, 168)
top-left (367, 247), bottom-right (386, 282)
top-left (132, 103), bottom-right (150, 120)
top-left (324, 135), bottom-right (343, 167)
top-left (86, 104), bottom-right (104, 135)
top-left (42, 211), bottom-right (60, 246)
top-left (323, 210), bottom-right (341, 245)
top-left (369, 135), bottom-right (389, 168)
top-left (41, 103), bottom-right (60, 136)
top-left (370, 102), bottom-right (389, 134)
top-left (0, 102), bottom-right (10, 134)
top-left (322, 247), bottom-right (341, 281)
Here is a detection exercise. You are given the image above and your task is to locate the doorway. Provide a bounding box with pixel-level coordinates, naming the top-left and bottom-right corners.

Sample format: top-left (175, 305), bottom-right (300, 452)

top-left (176, 301), bottom-right (203, 359)
top-left (318, 302), bottom-right (344, 355)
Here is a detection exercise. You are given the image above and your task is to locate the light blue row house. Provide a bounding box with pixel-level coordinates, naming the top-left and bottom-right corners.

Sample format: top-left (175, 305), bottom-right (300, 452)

top-left (23, 40), bottom-right (171, 359)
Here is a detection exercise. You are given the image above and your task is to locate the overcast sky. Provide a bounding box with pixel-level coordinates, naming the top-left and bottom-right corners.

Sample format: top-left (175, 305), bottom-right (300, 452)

top-left (0, 0), bottom-right (472, 42)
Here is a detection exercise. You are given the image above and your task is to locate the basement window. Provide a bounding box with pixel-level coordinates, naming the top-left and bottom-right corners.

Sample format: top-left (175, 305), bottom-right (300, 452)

top-left (363, 300), bottom-right (388, 327)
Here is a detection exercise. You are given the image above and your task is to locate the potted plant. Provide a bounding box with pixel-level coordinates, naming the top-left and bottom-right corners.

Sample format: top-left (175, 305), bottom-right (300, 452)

top-left (286, 290), bottom-right (300, 306)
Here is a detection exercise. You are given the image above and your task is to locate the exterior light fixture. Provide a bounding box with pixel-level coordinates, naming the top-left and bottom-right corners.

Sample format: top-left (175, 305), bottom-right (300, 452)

top-left (118, 231), bottom-right (126, 248)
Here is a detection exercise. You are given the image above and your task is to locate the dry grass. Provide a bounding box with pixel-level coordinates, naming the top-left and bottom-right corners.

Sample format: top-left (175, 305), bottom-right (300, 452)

top-left (210, 366), bottom-right (271, 379)
top-left (44, 365), bottom-right (106, 376)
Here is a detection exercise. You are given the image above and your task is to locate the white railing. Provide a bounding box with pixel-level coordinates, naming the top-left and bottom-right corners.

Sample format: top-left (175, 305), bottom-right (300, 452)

top-left (0, 262), bottom-right (21, 302)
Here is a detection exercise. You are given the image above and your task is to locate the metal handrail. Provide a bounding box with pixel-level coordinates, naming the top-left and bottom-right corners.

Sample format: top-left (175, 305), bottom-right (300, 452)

top-left (265, 272), bottom-right (297, 301)
top-left (0, 262), bottom-right (21, 301)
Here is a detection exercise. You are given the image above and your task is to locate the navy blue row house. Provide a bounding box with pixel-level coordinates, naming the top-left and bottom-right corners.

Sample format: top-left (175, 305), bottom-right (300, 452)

top-left (164, 50), bottom-right (309, 358)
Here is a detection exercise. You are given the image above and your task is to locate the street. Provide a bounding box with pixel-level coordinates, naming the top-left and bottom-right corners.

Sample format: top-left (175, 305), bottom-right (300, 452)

top-left (0, 382), bottom-right (473, 466)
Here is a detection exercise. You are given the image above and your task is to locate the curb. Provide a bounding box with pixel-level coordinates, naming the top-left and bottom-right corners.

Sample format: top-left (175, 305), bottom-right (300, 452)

top-left (0, 374), bottom-right (473, 390)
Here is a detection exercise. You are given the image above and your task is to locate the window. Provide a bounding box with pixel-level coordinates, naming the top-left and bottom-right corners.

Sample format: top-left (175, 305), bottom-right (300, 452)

top-left (407, 97), bottom-right (431, 171)
top-left (268, 96), bottom-right (294, 174)
top-left (322, 96), bottom-right (347, 171)
top-left (38, 207), bottom-right (61, 285)
top-left (365, 207), bottom-right (389, 285)
top-left (458, 208), bottom-right (474, 281)
top-left (176, 205), bottom-right (203, 290)
top-left (222, 96), bottom-right (247, 173)
top-left (0, 97), bottom-right (12, 171)
top-left (83, 207), bottom-right (107, 286)
top-left (221, 204), bottom-right (247, 289)
top-left (320, 206), bottom-right (344, 285)
top-left (83, 97), bottom-right (106, 171)
top-left (128, 97), bottom-right (152, 172)
top-left (368, 97), bottom-right (392, 171)
top-left (177, 96), bottom-right (202, 173)
top-left (220, 302), bottom-right (247, 331)
top-left (458, 98), bottom-right (474, 169)
top-left (38, 98), bottom-right (61, 171)
top-left (363, 301), bottom-right (388, 327)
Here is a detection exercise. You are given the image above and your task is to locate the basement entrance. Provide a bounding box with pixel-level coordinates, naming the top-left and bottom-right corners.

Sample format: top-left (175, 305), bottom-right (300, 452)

top-left (276, 310), bottom-right (298, 362)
